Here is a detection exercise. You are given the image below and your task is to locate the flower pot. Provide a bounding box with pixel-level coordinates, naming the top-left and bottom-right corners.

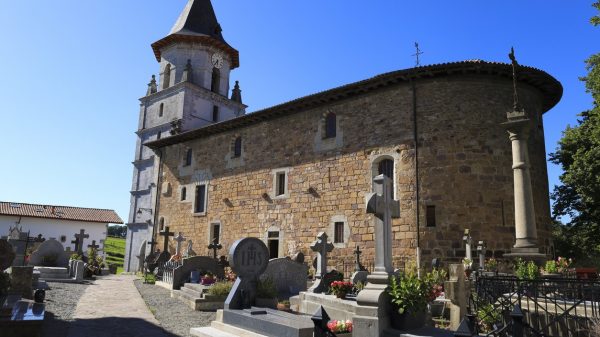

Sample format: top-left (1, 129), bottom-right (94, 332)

top-left (255, 297), bottom-right (278, 309)
top-left (277, 303), bottom-right (291, 312)
top-left (390, 310), bottom-right (426, 331)
top-left (464, 269), bottom-right (473, 278)
top-left (335, 292), bottom-right (347, 299)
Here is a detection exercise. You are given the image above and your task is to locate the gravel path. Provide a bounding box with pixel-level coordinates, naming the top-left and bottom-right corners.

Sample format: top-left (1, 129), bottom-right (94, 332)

top-left (134, 280), bottom-right (215, 337)
top-left (41, 281), bottom-right (91, 337)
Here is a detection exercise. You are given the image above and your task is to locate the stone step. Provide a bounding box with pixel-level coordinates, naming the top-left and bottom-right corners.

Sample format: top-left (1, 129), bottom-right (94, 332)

top-left (190, 323), bottom-right (268, 337)
top-left (211, 321), bottom-right (268, 337)
top-left (190, 327), bottom-right (243, 337)
top-left (180, 286), bottom-right (203, 298)
top-left (183, 283), bottom-right (211, 293)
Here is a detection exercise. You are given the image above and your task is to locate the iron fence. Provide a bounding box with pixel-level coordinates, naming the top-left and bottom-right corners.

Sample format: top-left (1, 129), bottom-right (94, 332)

top-left (158, 260), bottom-right (183, 284)
top-left (471, 275), bottom-right (600, 337)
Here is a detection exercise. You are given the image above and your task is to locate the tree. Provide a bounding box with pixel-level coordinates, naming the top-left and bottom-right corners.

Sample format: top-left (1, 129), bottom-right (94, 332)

top-left (549, 1), bottom-right (600, 266)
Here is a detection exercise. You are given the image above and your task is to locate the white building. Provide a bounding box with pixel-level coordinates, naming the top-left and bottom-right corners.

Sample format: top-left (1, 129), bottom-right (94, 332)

top-left (0, 202), bottom-right (123, 252)
top-left (124, 0), bottom-right (246, 272)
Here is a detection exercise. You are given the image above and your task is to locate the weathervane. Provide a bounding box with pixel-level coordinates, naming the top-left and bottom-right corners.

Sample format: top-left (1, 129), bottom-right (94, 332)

top-left (508, 47), bottom-right (521, 112)
top-left (412, 42), bottom-right (423, 67)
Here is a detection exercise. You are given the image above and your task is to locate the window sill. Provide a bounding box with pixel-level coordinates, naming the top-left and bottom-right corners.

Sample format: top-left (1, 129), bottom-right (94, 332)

top-left (193, 212), bottom-right (207, 217)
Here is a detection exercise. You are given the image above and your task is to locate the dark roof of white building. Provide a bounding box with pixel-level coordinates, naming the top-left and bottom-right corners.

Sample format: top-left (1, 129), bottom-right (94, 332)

top-left (0, 202), bottom-right (123, 224)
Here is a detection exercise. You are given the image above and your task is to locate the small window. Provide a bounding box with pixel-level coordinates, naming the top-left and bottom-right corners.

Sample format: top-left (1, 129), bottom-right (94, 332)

top-left (211, 67), bottom-right (220, 93)
top-left (181, 187), bottom-right (187, 201)
top-left (378, 159), bottom-right (394, 179)
top-left (334, 222), bottom-right (344, 243)
top-left (194, 184), bottom-right (207, 214)
top-left (184, 149), bottom-right (192, 166)
top-left (157, 131), bottom-right (162, 140)
top-left (212, 106), bottom-right (220, 122)
top-left (210, 223), bottom-right (221, 244)
top-left (325, 113), bottom-right (336, 138)
top-left (276, 172), bottom-right (286, 196)
top-left (426, 205), bottom-right (436, 227)
top-left (233, 137), bottom-right (242, 157)
top-left (159, 217), bottom-right (165, 231)
top-left (60, 235), bottom-right (66, 243)
top-left (159, 103), bottom-right (164, 117)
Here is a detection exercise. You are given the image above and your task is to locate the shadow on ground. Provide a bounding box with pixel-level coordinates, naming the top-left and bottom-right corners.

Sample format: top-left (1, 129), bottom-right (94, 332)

top-left (41, 315), bottom-right (181, 337)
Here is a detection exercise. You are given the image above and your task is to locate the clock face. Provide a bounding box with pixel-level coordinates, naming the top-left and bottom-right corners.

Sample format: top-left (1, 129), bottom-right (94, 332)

top-left (211, 53), bottom-right (224, 69)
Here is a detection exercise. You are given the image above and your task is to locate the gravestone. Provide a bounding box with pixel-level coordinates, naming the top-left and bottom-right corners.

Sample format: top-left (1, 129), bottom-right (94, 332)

top-left (224, 237), bottom-right (269, 310)
top-left (9, 266), bottom-right (33, 299)
top-left (0, 239), bottom-right (16, 271)
top-left (170, 255), bottom-right (224, 289)
top-left (6, 228), bottom-right (29, 266)
top-left (320, 270), bottom-right (343, 294)
top-left (292, 252), bottom-right (305, 264)
top-left (351, 271), bottom-right (368, 285)
top-left (174, 232), bottom-right (186, 256)
top-left (185, 240), bottom-right (196, 257)
top-left (28, 239), bottom-right (69, 267)
top-left (308, 232), bottom-right (334, 294)
top-left (74, 229), bottom-right (89, 256)
top-left (260, 258), bottom-right (308, 299)
top-left (208, 238), bottom-right (222, 260)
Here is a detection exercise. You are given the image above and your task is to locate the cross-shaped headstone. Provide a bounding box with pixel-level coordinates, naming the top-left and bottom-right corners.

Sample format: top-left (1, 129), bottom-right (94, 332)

top-left (310, 232), bottom-right (334, 280)
top-left (147, 238), bottom-right (158, 254)
top-left (354, 245), bottom-right (363, 272)
top-left (75, 229), bottom-right (89, 255)
top-left (463, 229), bottom-right (473, 261)
top-left (71, 237), bottom-right (80, 253)
top-left (88, 240), bottom-right (100, 250)
top-left (365, 174), bottom-right (400, 282)
top-left (159, 226), bottom-right (175, 253)
top-left (174, 232), bottom-right (186, 256)
top-left (477, 240), bottom-right (486, 270)
top-left (208, 238), bottom-right (222, 260)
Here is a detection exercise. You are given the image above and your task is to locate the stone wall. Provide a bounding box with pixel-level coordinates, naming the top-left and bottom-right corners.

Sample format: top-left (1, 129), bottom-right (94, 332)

top-left (155, 72), bottom-right (554, 269)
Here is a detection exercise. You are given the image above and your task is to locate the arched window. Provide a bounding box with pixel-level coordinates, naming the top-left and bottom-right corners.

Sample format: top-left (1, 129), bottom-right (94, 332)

top-left (159, 217), bottom-right (165, 231)
top-left (184, 148), bottom-right (192, 166)
top-left (159, 103), bottom-right (164, 117)
top-left (378, 159), bottom-right (394, 179)
top-left (211, 67), bottom-right (220, 93)
top-left (162, 64), bottom-right (171, 90)
top-left (181, 187), bottom-right (187, 201)
top-left (325, 112), bottom-right (336, 138)
top-left (233, 137), bottom-right (242, 157)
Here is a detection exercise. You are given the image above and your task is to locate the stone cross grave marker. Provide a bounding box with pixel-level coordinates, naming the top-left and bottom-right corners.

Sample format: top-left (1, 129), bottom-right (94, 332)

top-left (159, 226), bottom-right (175, 253)
top-left (477, 240), bottom-right (486, 270)
top-left (174, 232), bottom-right (186, 256)
top-left (364, 174), bottom-right (399, 282)
top-left (463, 229), bottom-right (473, 262)
top-left (147, 238), bottom-right (158, 254)
top-left (88, 240), bottom-right (100, 250)
top-left (354, 245), bottom-right (363, 272)
top-left (208, 238), bottom-right (222, 260)
top-left (308, 232), bottom-right (334, 294)
top-left (224, 237), bottom-right (269, 310)
top-left (74, 229), bottom-right (89, 255)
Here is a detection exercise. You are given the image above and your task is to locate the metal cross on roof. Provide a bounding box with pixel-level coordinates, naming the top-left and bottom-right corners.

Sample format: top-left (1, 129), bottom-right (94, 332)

top-left (412, 42), bottom-right (424, 67)
top-left (208, 238), bottom-right (222, 260)
top-left (159, 226), bottom-right (175, 253)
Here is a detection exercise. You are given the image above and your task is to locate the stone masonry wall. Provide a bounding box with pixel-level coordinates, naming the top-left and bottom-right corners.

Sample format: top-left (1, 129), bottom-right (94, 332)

top-left (156, 73), bottom-right (553, 272)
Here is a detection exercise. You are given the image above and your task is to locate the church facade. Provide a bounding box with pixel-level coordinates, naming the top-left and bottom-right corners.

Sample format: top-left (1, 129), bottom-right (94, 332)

top-left (129, 0), bottom-right (563, 271)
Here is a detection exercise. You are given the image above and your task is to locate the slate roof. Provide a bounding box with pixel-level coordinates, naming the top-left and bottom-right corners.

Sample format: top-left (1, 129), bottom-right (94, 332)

top-left (0, 202), bottom-right (124, 224)
top-left (146, 60), bottom-right (562, 150)
top-left (152, 0), bottom-right (239, 68)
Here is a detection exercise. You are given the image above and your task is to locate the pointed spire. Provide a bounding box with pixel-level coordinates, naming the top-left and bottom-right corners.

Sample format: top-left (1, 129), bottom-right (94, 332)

top-left (231, 80), bottom-right (242, 104)
top-left (146, 75), bottom-right (157, 96)
top-left (169, 0), bottom-right (227, 44)
top-left (182, 59), bottom-right (193, 83)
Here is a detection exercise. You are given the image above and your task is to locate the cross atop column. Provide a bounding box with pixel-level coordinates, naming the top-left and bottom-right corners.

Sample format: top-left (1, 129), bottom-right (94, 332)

top-left (310, 232), bottom-right (334, 280)
top-left (463, 229), bottom-right (473, 261)
top-left (75, 229), bottom-right (89, 255)
top-left (174, 232), bottom-right (186, 256)
top-left (365, 174), bottom-right (400, 282)
top-left (354, 245), bottom-right (363, 272)
top-left (159, 226), bottom-right (175, 253)
top-left (88, 240), bottom-right (100, 250)
top-left (208, 238), bottom-right (222, 260)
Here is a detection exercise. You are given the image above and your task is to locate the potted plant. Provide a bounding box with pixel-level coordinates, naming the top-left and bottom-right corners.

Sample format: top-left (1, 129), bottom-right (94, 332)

top-left (387, 268), bottom-right (431, 330)
top-left (277, 300), bottom-right (291, 312)
top-left (543, 260), bottom-right (560, 277)
top-left (556, 256), bottom-right (572, 275)
top-left (201, 272), bottom-right (216, 285)
top-left (327, 319), bottom-right (353, 336)
top-left (484, 258), bottom-right (498, 275)
top-left (330, 281), bottom-right (353, 299)
top-left (256, 277), bottom-right (278, 308)
top-left (514, 258), bottom-right (540, 281)
top-left (462, 258), bottom-right (473, 278)
top-left (476, 303), bottom-right (501, 333)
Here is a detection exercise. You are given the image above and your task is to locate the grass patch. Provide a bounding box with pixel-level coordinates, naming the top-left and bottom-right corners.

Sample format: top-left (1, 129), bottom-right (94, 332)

top-left (104, 236), bottom-right (125, 272)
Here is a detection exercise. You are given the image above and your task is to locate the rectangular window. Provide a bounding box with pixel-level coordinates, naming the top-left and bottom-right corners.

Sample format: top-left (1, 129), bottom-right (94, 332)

top-left (212, 106), bottom-right (220, 122)
top-left (276, 172), bottom-right (286, 196)
top-left (195, 184), bottom-right (207, 214)
top-left (184, 149), bottom-right (192, 166)
top-left (426, 205), bottom-right (436, 227)
top-left (211, 223), bottom-right (221, 244)
top-left (181, 187), bottom-right (187, 201)
top-left (334, 222), bottom-right (344, 243)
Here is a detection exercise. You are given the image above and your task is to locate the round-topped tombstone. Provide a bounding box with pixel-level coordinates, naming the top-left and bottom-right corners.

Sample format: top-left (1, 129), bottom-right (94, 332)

top-left (0, 239), bottom-right (16, 271)
top-left (229, 238), bottom-right (269, 279)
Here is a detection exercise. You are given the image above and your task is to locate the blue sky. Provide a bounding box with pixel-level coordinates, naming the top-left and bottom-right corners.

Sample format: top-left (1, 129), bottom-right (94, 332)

top-left (0, 1), bottom-right (597, 222)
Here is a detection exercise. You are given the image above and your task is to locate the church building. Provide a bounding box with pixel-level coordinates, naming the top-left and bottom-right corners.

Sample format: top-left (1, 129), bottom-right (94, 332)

top-left (126, 0), bottom-right (562, 271)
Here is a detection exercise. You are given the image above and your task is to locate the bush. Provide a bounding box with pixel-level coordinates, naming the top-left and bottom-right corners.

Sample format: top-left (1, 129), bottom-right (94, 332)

top-left (388, 269), bottom-right (431, 315)
top-left (208, 281), bottom-right (233, 297)
top-left (477, 303), bottom-right (501, 333)
top-left (515, 259), bottom-right (540, 280)
top-left (0, 272), bottom-right (10, 296)
top-left (257, 277), bottom-right (277, 298)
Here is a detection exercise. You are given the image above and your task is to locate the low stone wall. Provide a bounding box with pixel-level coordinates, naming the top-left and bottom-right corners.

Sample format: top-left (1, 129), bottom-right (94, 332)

top-left (291, 291), bottom-right (357, 322)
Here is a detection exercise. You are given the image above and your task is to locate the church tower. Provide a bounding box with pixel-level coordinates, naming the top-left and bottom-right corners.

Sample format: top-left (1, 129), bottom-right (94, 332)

top-left (124, 0), bottom-right (246, 272)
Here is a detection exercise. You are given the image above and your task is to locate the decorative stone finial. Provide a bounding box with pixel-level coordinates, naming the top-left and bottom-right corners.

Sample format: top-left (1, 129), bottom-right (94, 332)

top-left (147, 75), bottom-right (157, 96)
top-left (231, 80), bottom-right (242, 104)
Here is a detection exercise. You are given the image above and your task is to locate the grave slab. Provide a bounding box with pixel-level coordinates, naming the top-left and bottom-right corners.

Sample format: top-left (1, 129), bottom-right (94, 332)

top-left (222, 307), bottom-right (313, 337)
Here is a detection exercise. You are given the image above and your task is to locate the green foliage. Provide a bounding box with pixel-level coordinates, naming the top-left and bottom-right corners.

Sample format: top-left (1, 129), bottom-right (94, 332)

top-left (208, 281), bottom-right (233, 297)
top-left (107, 225), bottom-right (128, 238)
top-left (514, 259), bottom-right (540, 280)
top-left (544, 260), bottom-right (558, 274)
top-left (104, 237), bottom-right (125, 272)
top-left (257, 277), bottom-right (278, 298)
top-left (477, 303), bottom-right (501, 333)
top-left (144, 273), bottom-right (156, 284)
top-left (70, 253), bottom-right (83, 261)
top-left (550, 1), bottom-right (600, 266)
top-left (0, 272), bottom-right (10, 296)
top-left (387, 268), bottom-right (432, 315)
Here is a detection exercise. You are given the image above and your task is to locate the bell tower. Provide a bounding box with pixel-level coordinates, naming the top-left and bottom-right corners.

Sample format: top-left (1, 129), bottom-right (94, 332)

top-left (124, 0), bottom-right (246, 272)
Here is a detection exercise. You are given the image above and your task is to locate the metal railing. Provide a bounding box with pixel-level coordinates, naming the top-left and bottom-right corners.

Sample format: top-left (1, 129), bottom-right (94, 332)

top-left (470, 275), bottom-right (600, 337)
top-left (159, 260), bottom-right (183, 284)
